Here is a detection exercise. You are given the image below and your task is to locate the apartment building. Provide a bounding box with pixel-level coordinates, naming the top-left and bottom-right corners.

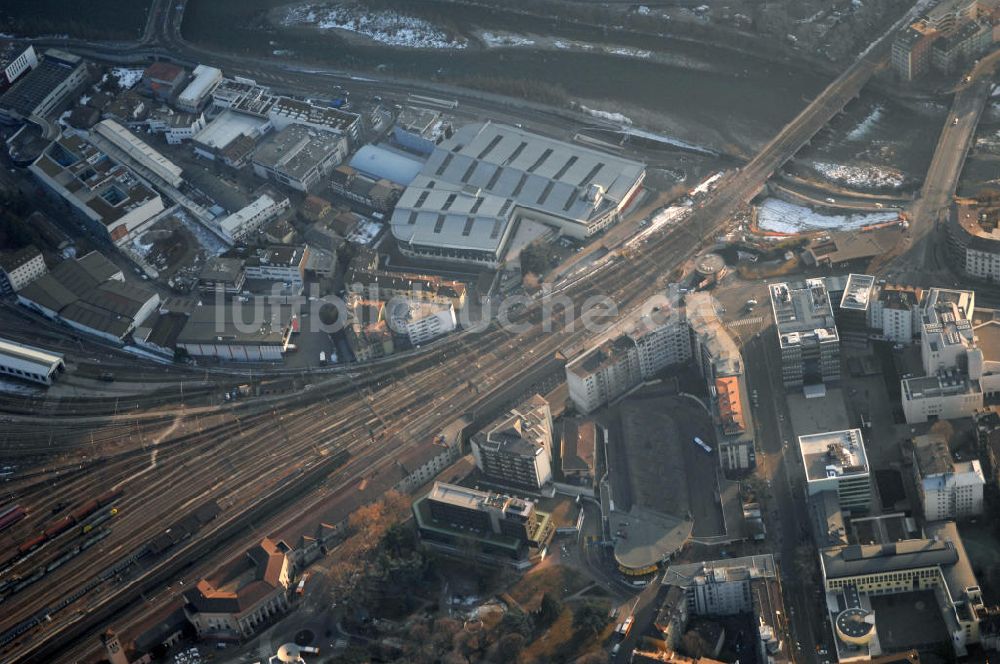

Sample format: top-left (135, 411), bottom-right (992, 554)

top-left (471, 395), bottom-right (553, 490)
top-left (913, 433), bottom-right (985, 521)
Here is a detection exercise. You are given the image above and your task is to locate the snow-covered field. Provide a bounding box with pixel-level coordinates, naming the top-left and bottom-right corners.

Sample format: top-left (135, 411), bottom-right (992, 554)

top-left (108, 68), bottom-right (143, 90)
top-left (480, 31), bottom-right (535, 48)
top-left (283, 3), bottom-right (467, 49)
top-left (846, 105), bottom-right (883, 141)
top-left (347, 219), bottom-right (383, 246)
top-left (811, 161), bottom-right (905, 189)
top-left (757, 198), bottom-right (898, 234)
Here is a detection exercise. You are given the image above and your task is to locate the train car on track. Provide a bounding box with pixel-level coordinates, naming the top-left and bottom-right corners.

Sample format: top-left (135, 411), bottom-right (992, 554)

top-left (0, 506), bottom-right (26, 534)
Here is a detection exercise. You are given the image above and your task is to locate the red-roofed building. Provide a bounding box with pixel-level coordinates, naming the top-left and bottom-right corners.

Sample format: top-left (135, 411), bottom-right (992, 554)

top-left (183, 538), bottom-right (291, 639)
top-left (141, 62), bottom-right (187, 102)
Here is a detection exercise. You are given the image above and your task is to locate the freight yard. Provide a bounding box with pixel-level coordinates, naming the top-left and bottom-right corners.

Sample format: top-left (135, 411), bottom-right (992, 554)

top-left (3, 0), bottom-right (1000, 662)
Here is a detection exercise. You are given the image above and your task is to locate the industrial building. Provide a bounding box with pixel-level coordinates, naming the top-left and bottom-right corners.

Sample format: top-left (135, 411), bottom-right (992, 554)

top-left (799, 429), bottom-right (872, 513)
top-left (176, 64), bottom-right (222, 113)
top-left (390, 121), bottom-right (645, 267)
top-left (348, 143), bottom-right (424, 186)
top-left (93, 119), bottom-right (184, 188)
top-left (388, 299), bottom-right (457, 346)
top-left (142, 109), bottom-right (206, 145)
top-left (175, 302), bottom-right (293, 361)
top-left (470, 394), bottom-right (554, 490)
top-left (412, 481), bottom-right (553, 567)
top-left (0, 337), bottom-right (65, 386)
top-left (0, 49), bottom-right (88, 124)
top-left (948, 200), bottom-right (1000, 283)
top-left (211, 78), bottom-right (361, 143)
top-left (192, 109), bottom-right (269, 166)
top-left (30, 134), bottom-right (164, 244)
top-left (567, 294), bottom-right (689, 414)
top-left (769, 278), bottom-right (841, 388)
top-left (17, 252), bottom-right (159, 343)
top-left (252, 124), bottom-right (347, 192)
top-left (218, 194), bottom-right (290, 242)
top-left (912, 433), bottom-right (985, 521)
top-left (182, 538), bottom-right (291, 639)
top-left (0, 245), bottom-right (46, 293)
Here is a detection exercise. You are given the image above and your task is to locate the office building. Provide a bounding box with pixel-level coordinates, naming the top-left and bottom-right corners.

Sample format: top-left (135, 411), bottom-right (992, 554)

top-left (0, 49), bottom-right (88, 123)
top-left (197, 257), bottom-right (246, 295)
top-left (192, 109), bottom-right (270, 166)
top-left (244, 245), bottom-right (306, 292)
top-left (93, 119), bottom-right (184, 188)
top-left (836, 273), bottom-right (875, 345)
top-left (567, 294), bottom-right (689, 414)
top-left (30, 134), bottom-right (164, 244)
top-left (769, 278), bottom-right (840, 388)
top-left (252, 124), bottom-right (348, 193)
top-left (799, 429), bottom-right (872, 513)
top-left (183, 538), bottom-right (291, 639)
top-left (921, 287), bottom-right (976, 375)
top-left (471, 395), bottom-right (554, 490)
top-left (0, 245), bottom-right (46, 293)
top-left (390, 121), bottom-right (645, 267)
top-left (902, 369), bottom-right (984, 423)
top-left (820, 521), bottom-right (985, 658)
top-left (388, 299), bottom-right (457, 346)
top-left (176, 64), bottom-right (223, 113)
top-left (412, 481), bottom-right (553, 566)
top-left (218, 194), bottom-right (290, 242)
top-left (1, 44), bottom-right (38, 87)
top-left (143, 108), bottom-right (206, 145)
top-left (0, 337), bottom-right (65, 386)
top-left (912, 433), bottom-right (985, 521)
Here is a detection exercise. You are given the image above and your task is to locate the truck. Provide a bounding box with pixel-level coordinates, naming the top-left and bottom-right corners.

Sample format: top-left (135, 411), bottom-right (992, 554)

top-left (615, 616), bottom-right (634, 639)
top-left (693, 437), bottom-right (713, 454)
top-left (319, 351), bottom-right (327, 366)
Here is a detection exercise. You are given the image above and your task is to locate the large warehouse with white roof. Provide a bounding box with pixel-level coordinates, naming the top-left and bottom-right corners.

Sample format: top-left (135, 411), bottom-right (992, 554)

top-left (390, 121), bottom-right (645, 267)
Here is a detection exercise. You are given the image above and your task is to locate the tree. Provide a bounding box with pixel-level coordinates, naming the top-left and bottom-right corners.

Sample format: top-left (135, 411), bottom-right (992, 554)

top-left (494, 633), bottom-right (526, 662)
top-left (572, 603), bottom-right (608, 636)
top-left (535, 592), bottom-right (562, 629)
top-left (501, 608), bottom-right (533, 638)
top-left (681, 630), bottom-right (711, 658)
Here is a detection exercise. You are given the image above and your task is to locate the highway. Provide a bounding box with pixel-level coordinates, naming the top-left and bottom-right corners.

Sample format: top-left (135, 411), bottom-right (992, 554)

top-left (0, 1), bottom-right (932, 660)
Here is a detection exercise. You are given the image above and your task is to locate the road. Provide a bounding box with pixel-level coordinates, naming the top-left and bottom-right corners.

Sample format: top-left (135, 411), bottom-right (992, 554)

top-left (0, 0), bottom-right (933, 660)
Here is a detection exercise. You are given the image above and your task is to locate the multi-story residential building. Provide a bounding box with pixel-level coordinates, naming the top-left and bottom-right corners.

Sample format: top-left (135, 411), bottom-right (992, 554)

top-left (412, 482), bottom-right (554, 567)
top-left (948, 200), bottom-right (1000, 283)
top-left (868, 285), bottom-right (922, 343)
top-left (931, 20), bottom-right (992, 73)
top-left (0, 245), bottom-right (46, 293)
top-left (912, 433), bottom-right (985, 521)
top-left (183, 538), bottom-right (291, 639)
top-left (345, 297), bottom-right (395, 361)
top-left (769, 279), bottom-right (840, 388)
top-left (471, 395), bottom-right (553, 490)
top-left (345, 268), bottom-right (467, 310)
top-left (892, 23), bottom-right (940, 81)
top-left (567, 294), bottom-right (689, 414)
top-left (252, 124), bottom-right (347, 193)
top-left (799, 429), bottom-right (872, 513)
top-left (921, 288), bottom-right (976, 375)
top-left (219, 194), bottom-right (290, 243)
top-left (388, 300), bottom-right (457, 346)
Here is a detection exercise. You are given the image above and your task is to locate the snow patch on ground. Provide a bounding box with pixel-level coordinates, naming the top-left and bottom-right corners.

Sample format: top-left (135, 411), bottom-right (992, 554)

top-left (605, 46), bottom-right (652, 59)
top-left (811, 161), bottom-right (905, 189)
top-left (283, 3), bottom-right (467, 49)
top-left (846, 105), bottom-right (883, 141)
top-left (581, 105), bottom-right (633, 125)
top-left (109, 67), bottom-right (144, 90)
top-left (757, 198), bottom-right (898, 234)
top-left (480, 31), bottom-right (535, 48)
top-left (347, 219), bottom-right (383, 245)
top-left (175, 211), bottom-right (228, 257)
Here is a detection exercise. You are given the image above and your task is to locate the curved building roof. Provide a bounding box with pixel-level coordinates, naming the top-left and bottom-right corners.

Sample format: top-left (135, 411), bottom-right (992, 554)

top-left (349, 144), bottom-right (424, 186)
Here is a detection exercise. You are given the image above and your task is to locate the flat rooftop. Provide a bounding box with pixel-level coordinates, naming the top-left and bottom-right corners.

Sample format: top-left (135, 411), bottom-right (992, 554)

top-left (253, 124), bottom-right (344, 181)
top-left (799, 429), bottom-right (869, 482)
top-left (610, 506), bottom-right (693, 571)
top-left (902, 370), bottom-right (979, 402)
top-left (769, 278), bottom-right (839, 348)
top-left (193, 109), bottom-right (266, 150)
top-left (662, 553), bottom-right (777, 587)
top-left (840, 273), bottom-right (875, 312)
